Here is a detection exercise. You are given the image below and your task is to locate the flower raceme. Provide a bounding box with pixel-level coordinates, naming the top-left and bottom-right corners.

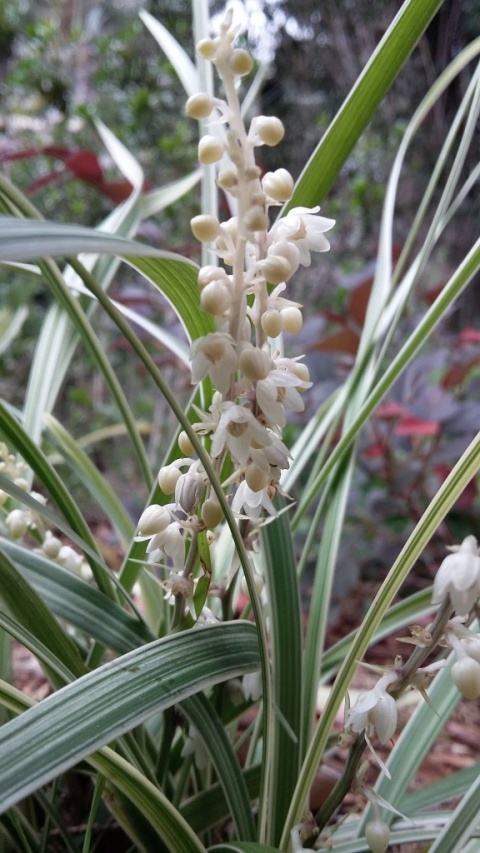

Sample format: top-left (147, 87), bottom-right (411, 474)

top-left (135, 10), bottom-right (334, 602)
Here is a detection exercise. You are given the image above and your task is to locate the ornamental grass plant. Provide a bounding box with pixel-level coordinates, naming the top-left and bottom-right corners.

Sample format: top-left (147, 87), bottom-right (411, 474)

top-left (1, 1), bottom-right (480, 851)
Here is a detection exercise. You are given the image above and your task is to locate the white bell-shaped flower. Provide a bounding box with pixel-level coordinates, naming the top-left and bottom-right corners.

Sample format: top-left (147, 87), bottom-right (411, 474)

top-left (190, 332), bottom-right (237, 394)
top-left (432, 536), bottom-right (480, 615)
top-left (267, 206), bottom-right (335, 267)
top-left (346, 673), bottom-right (398, 744)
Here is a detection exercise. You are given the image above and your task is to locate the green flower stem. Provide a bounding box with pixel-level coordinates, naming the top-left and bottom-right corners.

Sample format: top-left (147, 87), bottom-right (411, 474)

top-left (313, 734), bottom-right (367, 833)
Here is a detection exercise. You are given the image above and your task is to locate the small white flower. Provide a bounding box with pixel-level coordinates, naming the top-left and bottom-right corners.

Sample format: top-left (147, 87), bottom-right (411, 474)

top-left (256, 357), bottom-right (311, 427)
top-left (161, 570), bottom-right (196, 619)
top-left (181, 724), bottom-right (209, 769)
top-left (365, 817), bottom-right (390, 853)
top-left (432, 535), bottom-right (480, 615)
top-left (5, 508), bottom-right (31, 538)
top-left (175, 466), bottom-right (205, 514)
top-left (242, 671), bottom-right (262, 701)
top-left (249, 432), bottom-right (291, 476)
top-left (231, 480), bottom-right (277, 518)
top-left (58, 545), bottom-right (90, 579)
top-left (190, 332), bottom-right (237, 394)
top-left (268, 206), bottom-right (335, 266)
top-left (137, 504), bottom-right (171, 537)
top-left (346, 673), bottom-right (398, 744)
top-left (451, 656), bottom-right (480, 700)
top-left (211, 402), bottom-right (271, 465)
top-left (147, 521), bottom-right (186, 572)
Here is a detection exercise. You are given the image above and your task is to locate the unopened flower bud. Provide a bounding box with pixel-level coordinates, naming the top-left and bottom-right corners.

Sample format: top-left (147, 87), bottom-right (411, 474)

top-left (185, 93), bottom-right (214, 119)
top-left (175, 471), bottom-right (202, 514)
top-left (239, 347), bottom-right (271, 381)
top-left (281, 306), bottom-right (303, 334)
top-left (261, 309), bottom-right (283, 338)
top-left (190, 214), bottom-right (221, 242)
top-left (158, 465), bottom-right (182, 495)
top-left (137, 504), bottom-right (171, 536)
top-left (462, 636), bottom-right (480, 664)
top-left (262, 168), bottom-right (294, 202)
top-left (258, 255), bottom-right (292, 285)
top-left (14, 478), bottom-right (29, 490)
top-left (178, 431), bottom-right (195, 456)
top-left (5, 509), bottom-right (29, 538)
top-left (267, 239), bottom-right (300, 275)
top-left (245, 463), bottom-right (270, 492)
top-left (241, 572), bottom-right (264, 595)
top-left (217, 217), bottom-right (238, 246)
top-left (0, 489), bottom-right (8, 506)
top-left (452, 656), bottom-right (480, 699)
top-left (59, 545), bottom-right (88, 576)
top-left (200, 280), bottom-right (231, 315)
top-left (245, 166), bottom-right (262, 181)
top-left (198, 265), bottom-right (227, 289)
top-left (198, 135), bottom-right (224, 164)
top-left (244, 206), bottom-right (269, 232)
top-left (196, 38), bottom-right (216, 60)
top-left (42, 532), bottom-right (62, 559)
top-left (201, 496), bottom-right (224, 529)
top-left (253, 116), bottom-right (285, 146)
top-left (229, 48), bottom-right (254, 76)
top-left (365, 818), bottom-right (390, 853)
top-left (290, 361), bottom-right (310, 383)
top-left (217, 168), bottom-right (237, 190)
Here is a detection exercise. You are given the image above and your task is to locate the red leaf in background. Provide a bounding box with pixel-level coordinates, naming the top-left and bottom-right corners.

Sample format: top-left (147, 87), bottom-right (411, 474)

top-left (0, 145), bottom-right (149, 202)
top-left (62, 150), bottom-right (104, 182)
top-left (95, 179), bottom-right (149, 204)
top-left (376, 402), bottom-right (406, 419)
top-left (348, 277), bottom-right (373, 327)
top-left (363, 443), bottom-right (384, 458)
top-left (376, 404), bottom-right (439, 437)
top-left (442, 356), bottom-right (480, 389)
top-left (309, 328), bottom-right (360, 356)
top-left (435, 464), bottom-right (477, 509)
top-left (459, 328), bottom-right (480, 344)
top-left (423, 280), bottom-right (448, 304)
top-left (321, 309), bottom-right (347, 325)
top-left (394, 415), bottom-right (440, 437)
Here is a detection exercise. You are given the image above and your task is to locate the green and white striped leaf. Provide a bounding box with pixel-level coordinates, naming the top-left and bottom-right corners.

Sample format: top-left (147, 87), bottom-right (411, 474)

top-left (0, 622), bottom-right (259, 814)
top-left (285, 0), bottom-right (445, 212)
top-left (0, 539), bottom-right (152, 655)
top-left (0, 217), bottom-right (163, 262)
top-left (139, 10), bottom-right (200, 97)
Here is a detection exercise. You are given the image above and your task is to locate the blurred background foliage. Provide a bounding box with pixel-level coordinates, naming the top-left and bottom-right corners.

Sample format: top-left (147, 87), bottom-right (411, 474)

top-left (1, 0), bottom-right (479, 581)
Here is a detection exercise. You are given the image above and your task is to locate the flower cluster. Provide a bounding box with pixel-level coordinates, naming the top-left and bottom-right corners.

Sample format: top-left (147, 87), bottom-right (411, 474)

top-left (137, 11), bottom-right (334, 590)
top-left (0, 442), bottom-right (89, 578)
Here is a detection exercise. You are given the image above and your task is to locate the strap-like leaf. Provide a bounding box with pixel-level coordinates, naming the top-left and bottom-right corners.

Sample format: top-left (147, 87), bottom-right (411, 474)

top-left (0, 622), bottom-right (259, 815)
top-left (285, 0), bottom-right (445, 211)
